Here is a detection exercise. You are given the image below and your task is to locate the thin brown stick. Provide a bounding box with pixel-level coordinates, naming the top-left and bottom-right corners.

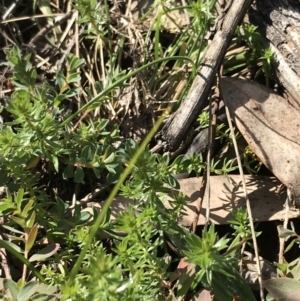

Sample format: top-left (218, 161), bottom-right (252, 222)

top-left (205, 89), bottom-right (219, 229)
top-left (22, 232), bottom-right (28, 281)
top-left (223, 99), bottom-right (265, 301)
top-left (0, 217), bottom-right (11, 279)
top-left (191, 97), bottom-right (218, 232)
top-left (157, 0), bottom-right (253, 151)
top-left (204, 96), bottom-right (213, 231)
top-left (0, 247), bottom-right (11, 279)
top-left (26, 10), bottom-right (74, 48)
top-left (190, 167), bottom-right (207, 233)
top-left (278, 190), bottom-right (291, 264)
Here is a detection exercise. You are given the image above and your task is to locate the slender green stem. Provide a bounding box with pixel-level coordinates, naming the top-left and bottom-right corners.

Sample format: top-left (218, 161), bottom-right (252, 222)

top-left (0, 239), bottom-right (44, 282)
top-left (68, 98), bottom-right (173, 285)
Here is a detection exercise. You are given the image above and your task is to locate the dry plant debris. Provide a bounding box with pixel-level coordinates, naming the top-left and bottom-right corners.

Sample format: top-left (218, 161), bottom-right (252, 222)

top-left (0, 0), bottom-right (191, 142)
top-left (221, 77), bottom-right (300, 206)
top-left (84, 175), bottom-right (298, 227)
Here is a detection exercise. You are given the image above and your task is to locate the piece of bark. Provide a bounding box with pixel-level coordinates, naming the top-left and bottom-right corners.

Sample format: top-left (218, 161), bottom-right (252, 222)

top-left (156, 0), bottom-right (253, 151)
top-left (84, 175), bottom-right (297, 229)
top-left (248, 0), bottom-right (300, 106)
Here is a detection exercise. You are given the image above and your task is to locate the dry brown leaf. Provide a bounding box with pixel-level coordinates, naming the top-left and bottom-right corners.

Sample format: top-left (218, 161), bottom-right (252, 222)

top-left (84, 175), bottom-right (297, 234)
top-left (191, 289), bottom-right (213, 301)
top-left (220, 77), bottom-right (300, 202)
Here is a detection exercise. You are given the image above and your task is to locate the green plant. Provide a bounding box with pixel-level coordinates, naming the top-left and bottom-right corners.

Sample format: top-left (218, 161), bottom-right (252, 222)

top-left (0, 279), bottom-right (57, 301)
top-left (197, 110), bottom-right (262, 174)
top-left (260, 223), bottom-right (300, 300)
top-left (183, 224), bottom-right (257, 301)
top-left (277, 223), bottom-right (300, 274)
top-left (224, 23), bottom-right (275, 85)
top-left (238, 24), bottom-right (274, 82)
top-left (0, 1), bottom-right (275, 300)
top-left (0, 45), bottom-right (124, 297)
top-left (0, 46), bottom-right (123, 189)
top-left (58, 141), bottom-right (193, 300)
top-left (0, 188), bottom-right (53, 281)
top-left (0, 44), bottom-right (194, 300)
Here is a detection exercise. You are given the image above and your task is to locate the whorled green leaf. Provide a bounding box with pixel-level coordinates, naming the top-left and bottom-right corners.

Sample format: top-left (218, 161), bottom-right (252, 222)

top-left (33, 283), bottom-right (57, 296)
top-left (30, 294), bottom-right (57, 301)
top-left (3, 279), bottom-right (19, 300)
top-left (52, 196), bottom-right (68, 216)
top-left (92, 167), bottom-right (101, 178)
top-left (96, 119), bottom-right (109, 131)
top-left (285, 239), bottom-right (295, 253)
top-left (62, 164), bottom-right (74, 179)
top-left (25, 156), bottom-right (40, 170)
top-left (16, 188), bottom-right (25, 212)
top-left (3, 225), bottom-right (24, 235)
top-left (64, 87), bottom-right (81, 98)
top-left (21, 199), bottom-right (34, 218)
top-left (80, 145), bottom-right (93, 162)
top-left (105, 163), bottom-right (118, 174)
top-left (289, 259), bottom-right (300, 281)
top-left (74, 166), bottom-right (84, 183)
top-left (53, 94), bottom-right (67, 107)
top-left (166, 175), bottom-right (180, 189)
top-left (68, 54), bottom-right (85, 71)
top-left (211, 267), bottom-right (256, 301)
top-left (26, 211), bottom-right (36, 229)
top-left (67, 73), bottom-right (81, 84)
top-left (2, 240), bottom-right (23, 253)
top-left (80, 211), bottom-right (91, 223)
top-left (277, 225), bottom-right (296, 239)
top-left (25, 224), bottom-right (39, 252)
top-left (17, 281), bottom-right (39, 301)
top-left (106, 164), bottom-right (123, 183)
top-left (0, 202), bottom-right (15, 214)
top-left (11, 215), bottom-right (26, 227)
top-left (55, 71), bottom-right (66, 91)
top-left (16, 278), bottom-right (25, 289)
top-left (0, 240), bottom-right (44, 281)
top-left (51, 155), bottom-right (59, 173)
top-left (103, 147), bottom-right (116, 164)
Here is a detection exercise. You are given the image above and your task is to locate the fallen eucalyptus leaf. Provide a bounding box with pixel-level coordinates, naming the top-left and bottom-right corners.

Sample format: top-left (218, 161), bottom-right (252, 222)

top-left (220, 77), bottom-right (300, 203)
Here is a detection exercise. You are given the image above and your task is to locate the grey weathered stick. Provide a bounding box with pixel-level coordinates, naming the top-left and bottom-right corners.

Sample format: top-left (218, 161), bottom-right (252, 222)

top-left (157, 0), bottom-right (253, 151)
top-left (249, 0), bottom-right (300, 106)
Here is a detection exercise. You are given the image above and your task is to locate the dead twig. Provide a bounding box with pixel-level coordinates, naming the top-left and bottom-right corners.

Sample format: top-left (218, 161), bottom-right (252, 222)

top-left (222, 87), bottom-right (265, 301)
top-left (190, 168), bottom-right (207, 233)
top-left (191, 94), bottom-right (218, 232)
top-left (26, 10), bottom-right (75, 48)
top-left (278, 189), bottom-right (292, 264)
top-left (1, 0), bottom-right (23, 21)
top-left (0, 217), bottom-right (11, 279)
top-left (157, 0), bottom-right (253, 151)
top-left (205, 89), bottom-right (219, 229)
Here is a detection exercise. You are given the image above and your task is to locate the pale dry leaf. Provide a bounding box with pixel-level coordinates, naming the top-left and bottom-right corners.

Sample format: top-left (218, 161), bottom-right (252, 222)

top-left (220, 77), bottom-right (300, 201)
top-left (83, 175), bottom-right (297, 234)
top-left (190, 289), bottom-right (213, 301)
